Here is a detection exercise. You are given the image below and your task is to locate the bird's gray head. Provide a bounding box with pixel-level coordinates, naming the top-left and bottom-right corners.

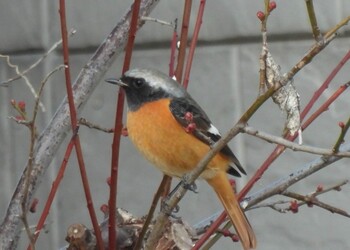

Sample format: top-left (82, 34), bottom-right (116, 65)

top-left (106, 68), bottom-right (187, 111)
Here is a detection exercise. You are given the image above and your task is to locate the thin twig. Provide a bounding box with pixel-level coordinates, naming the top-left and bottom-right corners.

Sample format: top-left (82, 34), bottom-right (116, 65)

top-left (0, 54), bottom-right (46, 112)
top-left (283, 190), bottom-right (350, 218)
top-left (333, 116), bottom-right (350, 153)
top-left (242, 126), bottom-right (350, 157)
top-left (23, 65), bottom-right (65, 250)
top-left (78, 118), bottom-right (114, 133)
top-left (0, 29), bottom-right (76, 86)
top-left (305, 0), bottom-right (322, 41)
top-left (140, 16), bottom-right (174, 27)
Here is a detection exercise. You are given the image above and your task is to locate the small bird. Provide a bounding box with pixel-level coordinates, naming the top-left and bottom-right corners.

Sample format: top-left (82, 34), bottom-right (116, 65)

top-left (106, 68), bottom-right (256, 249)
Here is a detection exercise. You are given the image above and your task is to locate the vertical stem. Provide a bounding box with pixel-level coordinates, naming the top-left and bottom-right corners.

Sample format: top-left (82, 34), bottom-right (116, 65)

top-left (109, 0), bottom-right (142, 249)
top-left (175, 0), bottom-right (192, 83)
top-left (183, 0), bottom-right (206, 89)
top-left (58, 1), bottom-right (104, 249)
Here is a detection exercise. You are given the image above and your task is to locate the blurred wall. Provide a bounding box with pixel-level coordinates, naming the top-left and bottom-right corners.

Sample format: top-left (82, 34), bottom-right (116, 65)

top-left (1, 1), bottom-right (350, 249)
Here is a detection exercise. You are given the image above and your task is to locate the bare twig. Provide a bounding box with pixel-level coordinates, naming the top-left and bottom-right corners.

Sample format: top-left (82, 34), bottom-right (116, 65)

top-left (0, 54), bottom-right (45, 112)
top-left (23, 65), bottom-right (65, 250)
top-left (242, 126), bottom-right (350, 157)
top-left (333, 116), bottom-right (350, 153)
top-left (78, 118), bottom-right (114, 133)
top-left (140, 16), bottom-right (174, 27)
top-left (305, 0), bottom-right (322, 41)
top-left (283, 190), bottom-right (350, 218)
top-left (0, 29), bottom-right (76, 86)
top-left (249, 180), bottom-right (349, 216)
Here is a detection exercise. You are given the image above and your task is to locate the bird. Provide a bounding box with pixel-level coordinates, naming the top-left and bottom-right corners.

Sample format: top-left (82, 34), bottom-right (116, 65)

top-left (106, 68), bottom-right (256, 249)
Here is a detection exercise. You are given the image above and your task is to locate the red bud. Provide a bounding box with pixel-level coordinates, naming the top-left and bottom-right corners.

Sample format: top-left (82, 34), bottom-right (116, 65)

top-left (290, 200), bottom-right (299, 213)
top-left (184, 112), bottom-right (193, 122)
top-left (30, 198), bottom-right (39, 213)
top-left (269, 1), bottom-right (277, 12)
top-left (316, 184), bottom-right (323, 192)
top-left (338, 122), bottom-right (345, 128)
top-left (18, 101), bottom-right (26, 112)
top-left (100, 204), bottom-right (109, 214)
top-left (257, 11), bottom-right (265, 21)
top-left (121, 127), bottom-right (128, 137)
top-left (185, 122), bottom-right (196, 133)
top-left (231, 234), bottom-right (239, 242)
top-left (106, 177), bottom-right (111, 186)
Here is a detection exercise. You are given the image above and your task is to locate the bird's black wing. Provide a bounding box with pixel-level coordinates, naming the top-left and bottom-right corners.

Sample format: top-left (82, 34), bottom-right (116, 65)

top-left (169, 97), bottom-right (246, 177)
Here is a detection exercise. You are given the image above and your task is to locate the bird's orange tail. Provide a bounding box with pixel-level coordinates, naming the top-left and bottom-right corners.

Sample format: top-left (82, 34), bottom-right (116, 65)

top-left (207, 172), bottom-right (256, 250)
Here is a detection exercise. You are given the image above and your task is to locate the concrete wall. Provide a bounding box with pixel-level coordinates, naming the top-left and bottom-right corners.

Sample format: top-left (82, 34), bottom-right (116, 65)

top-left (1, 1), bottom-right (350, 249)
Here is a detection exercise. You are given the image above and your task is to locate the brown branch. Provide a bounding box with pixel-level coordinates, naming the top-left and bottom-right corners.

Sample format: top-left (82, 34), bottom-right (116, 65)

top-left (78, 118), bottom-right (114, 133)
top-left (283, 190), bottom-right (350, 218)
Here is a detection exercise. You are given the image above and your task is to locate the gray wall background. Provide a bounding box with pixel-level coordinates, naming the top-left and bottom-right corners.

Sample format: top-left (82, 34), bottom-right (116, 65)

top-left (1, 1), bottom-right (350, 249)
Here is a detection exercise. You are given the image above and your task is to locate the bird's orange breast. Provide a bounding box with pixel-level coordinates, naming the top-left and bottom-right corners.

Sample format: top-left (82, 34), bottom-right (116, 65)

top-left (126, 98), bottom-right (230, 179)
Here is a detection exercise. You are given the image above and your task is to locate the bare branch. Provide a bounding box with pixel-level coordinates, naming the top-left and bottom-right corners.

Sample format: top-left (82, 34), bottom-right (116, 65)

top-left (242, 126), bottom-right (350, 157)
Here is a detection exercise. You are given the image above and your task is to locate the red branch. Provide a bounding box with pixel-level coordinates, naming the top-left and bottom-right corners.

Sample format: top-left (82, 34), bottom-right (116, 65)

top-left (29, 133), bottom-right (76, 249)
top-left (108, 0), bottom-right (142, 249)
top-left (168, 19), bottom-right (178, 76)
top-left (175, 0), bottom-right (193, 83)
top-left (301, 49), bottom-right (350, 120)
top-left (58, 1), bottom-right (104, 249)
top-left (183, 0), bottom-right (206, 89)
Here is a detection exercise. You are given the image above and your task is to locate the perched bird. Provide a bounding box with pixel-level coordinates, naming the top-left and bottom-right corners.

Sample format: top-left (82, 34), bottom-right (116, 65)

top-left (106, 68), bottom-right (256, 249)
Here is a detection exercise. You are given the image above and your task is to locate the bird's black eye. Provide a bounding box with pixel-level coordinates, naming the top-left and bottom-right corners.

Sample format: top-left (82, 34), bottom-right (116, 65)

top-left (133, 78), bottom-right (145, 88)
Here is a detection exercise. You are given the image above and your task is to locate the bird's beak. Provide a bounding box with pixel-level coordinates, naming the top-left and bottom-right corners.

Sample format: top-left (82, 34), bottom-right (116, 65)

top-left (105, 78), bottom-right (128, 87)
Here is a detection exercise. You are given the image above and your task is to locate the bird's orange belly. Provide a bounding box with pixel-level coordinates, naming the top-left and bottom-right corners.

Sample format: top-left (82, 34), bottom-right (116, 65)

top-left (126, 99), bottom-right (229, 179)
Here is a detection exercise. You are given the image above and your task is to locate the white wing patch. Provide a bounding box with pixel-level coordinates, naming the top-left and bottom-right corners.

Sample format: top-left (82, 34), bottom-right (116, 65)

top-left (208, 124), bottom-right (221, 136)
